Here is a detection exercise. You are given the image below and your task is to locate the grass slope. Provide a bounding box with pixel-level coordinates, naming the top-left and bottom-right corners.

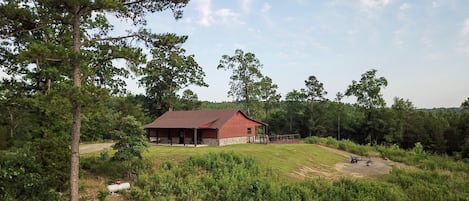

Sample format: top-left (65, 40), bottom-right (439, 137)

top-left (81, 141), bottom-right (469, 200)
top-left (145, 143), bottom-right (346, 178)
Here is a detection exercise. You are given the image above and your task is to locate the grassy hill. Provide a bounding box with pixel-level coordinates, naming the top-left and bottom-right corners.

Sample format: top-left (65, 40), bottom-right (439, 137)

top-left (145, 144), bottom-right (345, 178)
top-left (81, 140), bottom-right (469, 201)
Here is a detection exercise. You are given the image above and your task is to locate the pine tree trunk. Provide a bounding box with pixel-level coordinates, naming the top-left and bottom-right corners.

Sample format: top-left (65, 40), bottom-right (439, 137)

top-left (70, 105), bottom-right (81, 201)
top-left (70, 8), bottom-right (82, 201)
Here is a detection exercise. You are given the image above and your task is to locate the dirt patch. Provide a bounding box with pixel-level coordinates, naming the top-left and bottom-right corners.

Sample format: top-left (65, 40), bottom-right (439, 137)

top-left (292, 164), bottom-right (339, 179)
top-left (80, 143), bottom-right (114, 154)
top-left (292, 145), bottom-right (408, 179)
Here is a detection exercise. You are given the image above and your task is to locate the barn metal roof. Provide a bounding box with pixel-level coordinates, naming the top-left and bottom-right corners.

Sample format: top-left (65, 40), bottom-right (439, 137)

top-left (143, 109), bottom-right (266, 129)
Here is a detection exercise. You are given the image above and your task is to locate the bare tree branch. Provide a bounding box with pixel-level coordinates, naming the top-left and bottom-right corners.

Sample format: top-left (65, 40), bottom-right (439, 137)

top-left (83, 34), bottom-right (144, 45)
top-left (45, 58), bottom-right (63, 62)
top-left (123, 0), bottom-right (146, 6)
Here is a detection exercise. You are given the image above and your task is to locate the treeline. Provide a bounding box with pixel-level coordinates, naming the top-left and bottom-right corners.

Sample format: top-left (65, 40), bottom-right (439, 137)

top-left (264, 99), bottom-right (469, 157)
top-left (195, 91), bottom-right (469, 158)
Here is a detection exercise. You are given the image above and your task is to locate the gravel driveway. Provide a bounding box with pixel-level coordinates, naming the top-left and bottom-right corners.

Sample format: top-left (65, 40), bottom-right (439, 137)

top-left (79, 143), bottom-right (114, 154)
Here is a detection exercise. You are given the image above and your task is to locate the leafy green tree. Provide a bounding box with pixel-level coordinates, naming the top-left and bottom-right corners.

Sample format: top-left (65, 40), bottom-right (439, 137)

top-left (0, 79), bottom-right (35, 149)
top-left (0, 146), bottom-right (63, 200)
top-left (285, 90), bottom-right (307, 134)
top-left (0, 0), bottom-right (189, 199)
top-left (258, 76), bottom-right (281, 122)
top-left (109, 94), bottom-right (151, 125)
top-left (425, 113), bottom-right (448, 154)
top-left (112, 116), bottom-right (148, 178)
top-left (345, 69), bottom-right (387, 110)
top-left (462, 137), bottom-right (469, 158)
top-left (345, 69), bottom-right (387, 144)
top-left (302, 75), bottom-right (327, 136)
top-left (176, 89), bottom-right (201, 110)
top-left (389, 97), bottom-right (415, 144)
top-left (217, 49), bottom-right (264, 115)
top-left (462, 97), bottom-right (469, 110)
top-left (138, 33), bottom-right (208, 113)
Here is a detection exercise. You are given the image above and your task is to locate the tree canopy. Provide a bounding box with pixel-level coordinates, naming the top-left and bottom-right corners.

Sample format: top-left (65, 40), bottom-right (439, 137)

top-left (345, 69), bottom-right (388, 144)
top-left (217, 49), bottom-right (263, 115)
top-left (462, 97), bottom-right (469, 110)
top-left (0, 0), bottom-right (189, 200)
top-left (138, 33), bottom-right (207, 114)
top-left (345, 69), bottom-right (388, 110)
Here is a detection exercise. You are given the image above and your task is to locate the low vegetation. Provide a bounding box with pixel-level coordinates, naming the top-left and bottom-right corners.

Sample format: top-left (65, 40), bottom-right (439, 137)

top-left (76, 139), bottom-right (469, 201)
top-left (305, 136), bottom-right (469, 201)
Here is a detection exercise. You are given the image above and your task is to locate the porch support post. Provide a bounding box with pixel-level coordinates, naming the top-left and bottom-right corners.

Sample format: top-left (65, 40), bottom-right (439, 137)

top-left (216, 128), bottom-right (219, 146)
top-left (156, 129), bottom-right (159, 144)
top-left (194, 128), bottom-right (197, 147)
top-left (169, 129), bottom-right (172, 146)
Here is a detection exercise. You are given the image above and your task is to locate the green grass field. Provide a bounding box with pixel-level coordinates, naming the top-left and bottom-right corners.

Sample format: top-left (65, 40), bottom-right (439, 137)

top-left (144, 143), bottom-right (346, 178)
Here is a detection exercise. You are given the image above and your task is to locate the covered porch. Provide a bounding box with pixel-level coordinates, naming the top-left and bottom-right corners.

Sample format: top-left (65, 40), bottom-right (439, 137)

top-left (147, 127), bottom-right (218, 147)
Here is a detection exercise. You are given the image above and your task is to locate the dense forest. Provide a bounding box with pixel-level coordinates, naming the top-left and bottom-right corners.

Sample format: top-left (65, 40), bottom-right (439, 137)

top-left (1, 0), bottom-right (469, 200)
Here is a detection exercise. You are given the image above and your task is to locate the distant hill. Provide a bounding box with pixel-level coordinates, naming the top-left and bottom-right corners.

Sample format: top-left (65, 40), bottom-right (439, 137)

top-left (418, 107), bottom-right (462, 113)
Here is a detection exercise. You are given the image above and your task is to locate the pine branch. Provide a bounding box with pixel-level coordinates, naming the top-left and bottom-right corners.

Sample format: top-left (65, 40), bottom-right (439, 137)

top-left (83, 33), bottom-right (145, 45)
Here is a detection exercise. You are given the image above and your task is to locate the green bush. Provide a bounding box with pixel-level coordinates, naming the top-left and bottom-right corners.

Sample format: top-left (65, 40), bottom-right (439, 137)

top-left (376, 143), bottom-right (469, 172)
top-left (303, 136), bottom-right (320, 144)
top-left (305, 137), bottom-right (372, 156)
top-left (81, 153), bottom-right (141, 180)
top-left (325, 136), bottom-right (339, 147)
top-left (0, 142), bottom-right (67, 201)
top-left (384, 168), bottom-right (468, 201)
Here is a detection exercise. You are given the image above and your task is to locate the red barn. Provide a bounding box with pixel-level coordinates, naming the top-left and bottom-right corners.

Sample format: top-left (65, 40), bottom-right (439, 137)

top-left (143, 109), bottom-right (267, 146)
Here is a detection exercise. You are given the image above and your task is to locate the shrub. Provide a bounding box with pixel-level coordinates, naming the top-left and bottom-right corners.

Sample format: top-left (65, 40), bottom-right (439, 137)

top-left (325, 136), bottom-right (339, 147)
top-left (0, 143), bottom-right (67, 201)
top-left (304, 136), bottom-right (320, 144)
top-left (384, 168), bottom-right (468, 201)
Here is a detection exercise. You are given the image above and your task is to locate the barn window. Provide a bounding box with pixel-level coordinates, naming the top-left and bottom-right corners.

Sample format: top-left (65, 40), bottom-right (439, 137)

top-left (247, 127), bottom-right (252, 134)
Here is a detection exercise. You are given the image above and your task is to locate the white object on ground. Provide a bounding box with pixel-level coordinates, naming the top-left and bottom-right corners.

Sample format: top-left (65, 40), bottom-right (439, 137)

top-left (107, 182), bottom-right (130, 192)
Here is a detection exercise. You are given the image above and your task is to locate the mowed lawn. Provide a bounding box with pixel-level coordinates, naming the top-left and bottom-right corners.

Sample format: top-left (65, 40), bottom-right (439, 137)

top-left (145, 143), bottom-right (347, 178)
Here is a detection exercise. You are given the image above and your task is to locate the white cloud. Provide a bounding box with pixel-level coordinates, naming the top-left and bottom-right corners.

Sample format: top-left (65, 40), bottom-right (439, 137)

top-left (462, 18), bottom-right (469, 36)
top-left (359, 0), bottom-right (392, 18)
top-left (360, 0), bottom-right (391, 9)
top-left (432, 1), bottom-right (440, 8)
top-left (233, 43), bottom-right (246, 50)
top-left (241, 0), bottom-right (252, 12)
top-left (261, 2), bottom-right (271, 14)
top-left (393, 30), bottom-right (404, 47)
top-left (457, 18), bottom-right (469, 54)
top-left (260, 2), bottom-right (273, 26)
top-left (399, 3), bottom-right (412, 10)
top-left (194, 0), bottom-right (242, 27)
top-left (195, 0), bottom-right (213, 26)
top-left (295, 0), bottom-right (306, 5)
top-left (215, 8), bottom-right (240, 24)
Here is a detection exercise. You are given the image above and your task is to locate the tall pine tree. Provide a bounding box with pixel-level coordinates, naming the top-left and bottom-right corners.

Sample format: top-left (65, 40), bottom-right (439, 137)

top-left (0, 1), bottom-right (189, 200)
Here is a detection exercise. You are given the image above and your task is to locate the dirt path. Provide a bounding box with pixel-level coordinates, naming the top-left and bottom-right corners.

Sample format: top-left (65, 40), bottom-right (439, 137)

top-left (79, 143), bottom-right (114, 154)
top-left (293, 145), bottom-right (408, 179)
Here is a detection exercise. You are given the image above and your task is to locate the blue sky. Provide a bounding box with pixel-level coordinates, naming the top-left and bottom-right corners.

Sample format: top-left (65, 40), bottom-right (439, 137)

top-left (125, 0), bottom-right (469, 108)
top-left (0, 0), bottom-right (466, 108)
top-left (4, 0), bottom-right (469, 108)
